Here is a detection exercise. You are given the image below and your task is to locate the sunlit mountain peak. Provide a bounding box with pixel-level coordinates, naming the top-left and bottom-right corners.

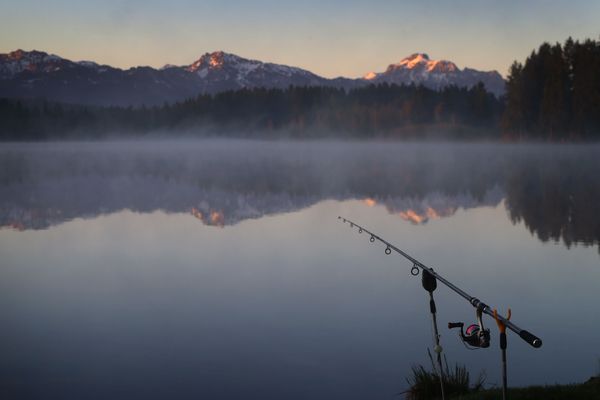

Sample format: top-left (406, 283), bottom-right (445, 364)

top-left (186, 51), bottom-right (244, 72)
top-left (363, 52), bottom-right (504, 95)
top-left (389, 53), bottom-right (458, 72)
top-left (396, 53), bottom-right (430, 68)
top-left (0, 49), bottom-right (68, 79)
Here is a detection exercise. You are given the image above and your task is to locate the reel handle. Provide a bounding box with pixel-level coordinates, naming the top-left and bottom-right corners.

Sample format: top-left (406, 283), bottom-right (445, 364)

top-left (519, 330), bottom-right (543, 348)
top-left (448, 322), bottom-right (464, 329)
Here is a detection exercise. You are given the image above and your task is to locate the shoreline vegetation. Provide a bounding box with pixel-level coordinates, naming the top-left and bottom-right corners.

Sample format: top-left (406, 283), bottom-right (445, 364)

top-left (429, 376), bottom-right (600, 400)
top-left (455, 378), bottom-right (600, 400)
top-left (404, 355), bottom-right (600, 400)
top-left (1, 37), bottom-right (598, 142)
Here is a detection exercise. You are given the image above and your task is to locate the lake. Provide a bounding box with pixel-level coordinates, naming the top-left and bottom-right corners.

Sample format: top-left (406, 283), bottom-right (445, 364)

top-left (1, 141), bottom-right (599, 399)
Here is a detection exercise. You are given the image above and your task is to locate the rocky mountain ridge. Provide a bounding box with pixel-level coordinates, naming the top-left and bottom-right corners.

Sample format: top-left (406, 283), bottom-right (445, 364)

top-left (0, 49), bottom-right (505, 106)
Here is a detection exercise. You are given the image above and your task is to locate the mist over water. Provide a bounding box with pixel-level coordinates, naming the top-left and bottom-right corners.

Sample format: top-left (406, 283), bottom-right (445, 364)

top-left (1, 140), bottom-right (599, 399)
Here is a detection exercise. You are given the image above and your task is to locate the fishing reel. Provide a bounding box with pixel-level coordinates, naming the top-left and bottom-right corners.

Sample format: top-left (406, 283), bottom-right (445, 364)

top-left (448, 308), bottom-right (490, 349)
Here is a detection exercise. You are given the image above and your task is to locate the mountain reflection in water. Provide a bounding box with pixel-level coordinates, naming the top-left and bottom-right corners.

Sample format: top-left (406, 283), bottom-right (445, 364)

top-left (1, 141), bottom-right (599, 250)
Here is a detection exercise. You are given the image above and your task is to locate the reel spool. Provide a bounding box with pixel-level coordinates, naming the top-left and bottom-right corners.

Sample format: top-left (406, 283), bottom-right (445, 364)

top-left (448, 308), bottom-right (491, 349)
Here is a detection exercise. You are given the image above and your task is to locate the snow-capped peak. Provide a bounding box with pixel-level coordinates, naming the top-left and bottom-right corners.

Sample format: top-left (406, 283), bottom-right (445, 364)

top-left (0, 49), bottom-right (71, 79)
top-left (387, 53), bottom-right (458, 73)
top-left (396, 53), bottom-right (430, 68)
top-left (5, 49), bottom-right (60, 61)
top-left (207, 51), bottom-right (227, 67)
top-left (426, 59), bottom-right (458, 73)
top-left (186, 51), bottom-right (248, 73)
top-left (362, 52), bottom-right (504, 96)
top-left (183, 51), bottom-right (318, 85)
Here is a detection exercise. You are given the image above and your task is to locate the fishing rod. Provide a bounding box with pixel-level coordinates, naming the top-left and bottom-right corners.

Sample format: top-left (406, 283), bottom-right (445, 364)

top-left (337, 216), bottom-right (543, 349)
top-left (339, 216), bottom-right (543, 400)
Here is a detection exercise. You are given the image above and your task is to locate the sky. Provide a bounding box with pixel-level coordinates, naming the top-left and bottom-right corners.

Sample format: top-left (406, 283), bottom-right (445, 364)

top-left (1, 0), bottom-right (599, 78)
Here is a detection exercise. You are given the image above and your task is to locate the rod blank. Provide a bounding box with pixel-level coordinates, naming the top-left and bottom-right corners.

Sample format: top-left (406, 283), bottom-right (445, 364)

top-left (338, 216), bottom-right (542, 349)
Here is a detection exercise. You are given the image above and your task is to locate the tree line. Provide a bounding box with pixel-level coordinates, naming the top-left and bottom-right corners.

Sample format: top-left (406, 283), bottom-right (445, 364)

top-left (503, 37), bottom-right (600, 139)
top-left (0, 83), bottom-right (501, 140)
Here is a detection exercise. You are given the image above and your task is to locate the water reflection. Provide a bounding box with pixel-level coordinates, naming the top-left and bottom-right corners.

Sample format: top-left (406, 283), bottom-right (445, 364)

top-left (504, 149), bottom-right (600, 249)
top-left (1, 141), bottom-right (600, 399)
top-left (1, 141), bottom-right (599, 250)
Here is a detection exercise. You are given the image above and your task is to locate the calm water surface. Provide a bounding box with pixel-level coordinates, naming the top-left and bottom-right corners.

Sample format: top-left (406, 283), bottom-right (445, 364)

top-left (1, 141), bottom-right (599, 399)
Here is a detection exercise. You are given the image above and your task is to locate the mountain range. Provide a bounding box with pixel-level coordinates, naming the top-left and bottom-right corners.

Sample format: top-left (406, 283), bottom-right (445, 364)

top-left (0, 49), bottom-right (505, 106)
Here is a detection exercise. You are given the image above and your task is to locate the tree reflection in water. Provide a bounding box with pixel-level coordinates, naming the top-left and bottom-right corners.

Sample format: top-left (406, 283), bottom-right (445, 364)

top-left (504, 147), bottom-right (600, 250)
top-left (0, 141), bottom-right (598, 250)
